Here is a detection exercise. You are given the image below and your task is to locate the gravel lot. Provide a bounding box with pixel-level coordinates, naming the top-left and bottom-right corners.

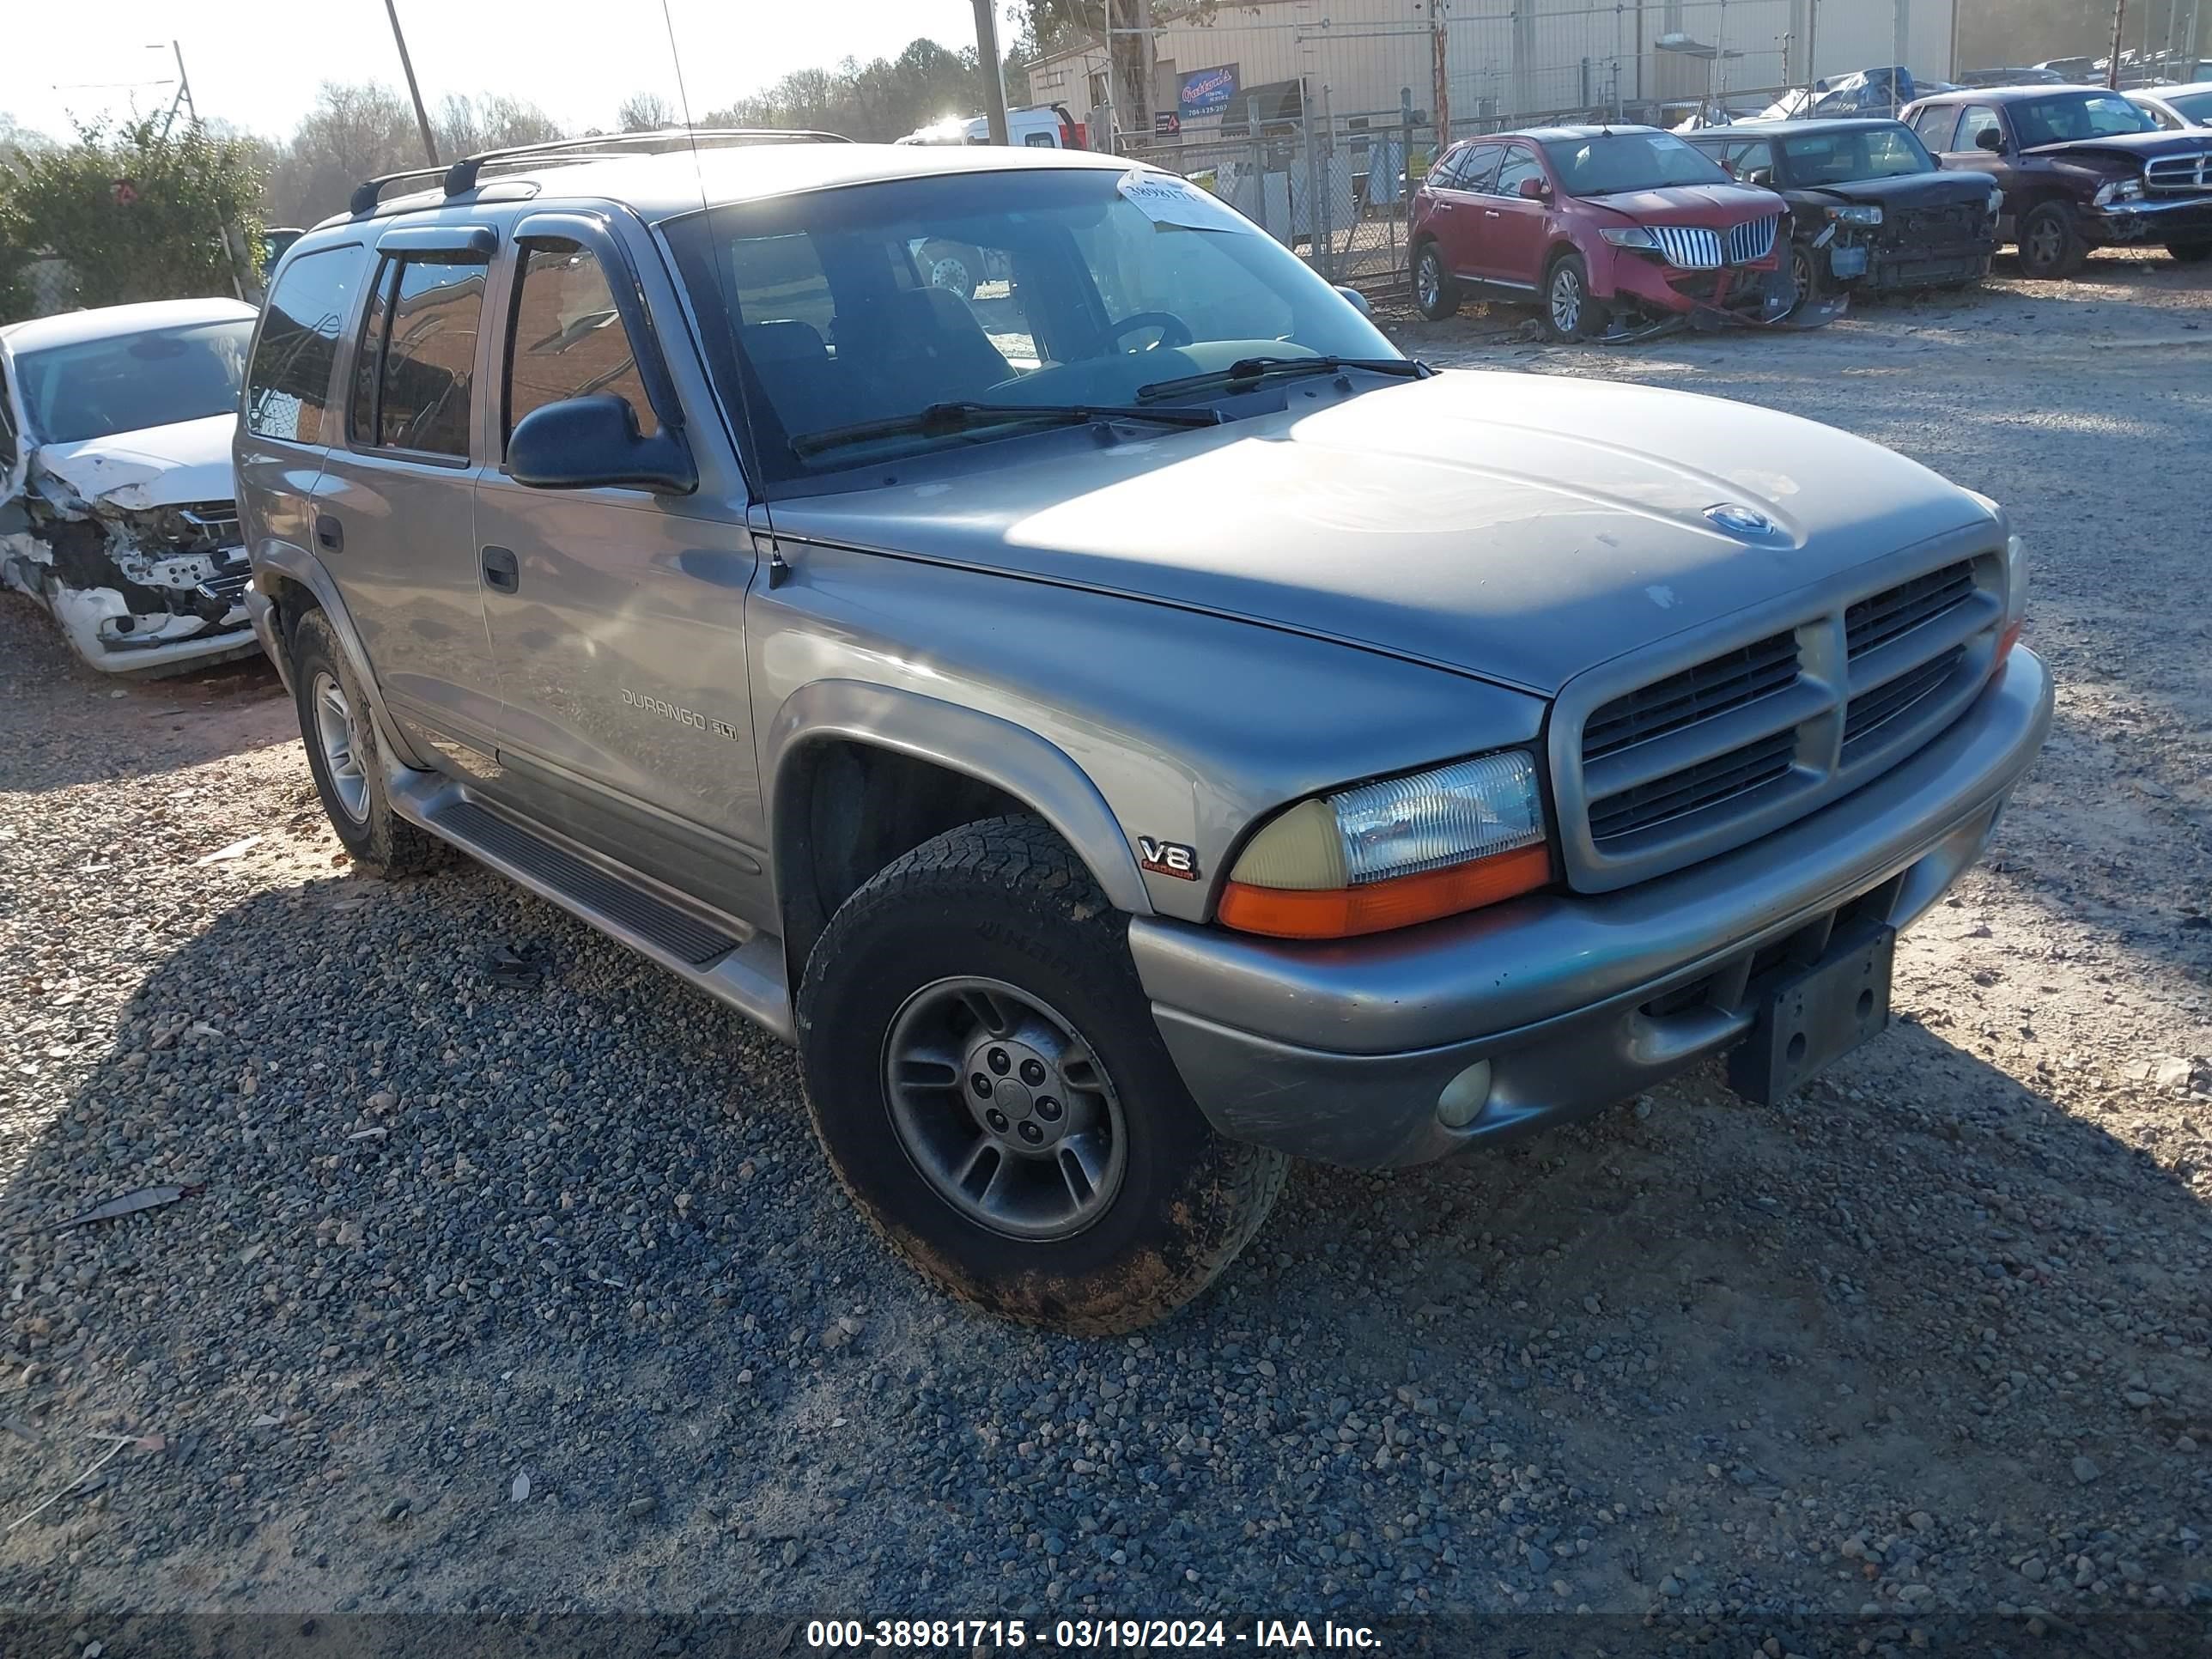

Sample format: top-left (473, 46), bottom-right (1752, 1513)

top-left (3, 251), bottom-right (2210, 1646)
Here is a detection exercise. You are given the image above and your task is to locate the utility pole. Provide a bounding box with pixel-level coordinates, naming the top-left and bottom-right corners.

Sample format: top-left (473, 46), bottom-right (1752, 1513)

top-left (1431, 0), bottom-right (1450, 153)
top-left (972, 0), bottom-right (1011, 144)
top-left (383, 0), bottom-right (441, 166)
top-left (2107, 0), bottom-right (2127, 88)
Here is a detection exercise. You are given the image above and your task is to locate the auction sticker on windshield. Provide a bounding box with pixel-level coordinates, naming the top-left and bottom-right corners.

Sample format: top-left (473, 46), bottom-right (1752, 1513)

top-left (1117, 170), bottom-right (1251, 234)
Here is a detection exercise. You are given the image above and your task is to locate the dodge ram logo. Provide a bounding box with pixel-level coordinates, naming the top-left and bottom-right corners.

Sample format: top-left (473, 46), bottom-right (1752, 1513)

top-left (1705, 502), bottom-right (1778, 538)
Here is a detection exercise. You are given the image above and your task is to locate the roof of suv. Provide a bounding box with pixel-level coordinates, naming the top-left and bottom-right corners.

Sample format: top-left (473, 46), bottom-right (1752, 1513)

top-left (1906, 83), bottom-right (2106, 106)
top-left (329, 141), bottom-right (1139, 232)
top-left (1692, 117), bottom-right (1915, 137)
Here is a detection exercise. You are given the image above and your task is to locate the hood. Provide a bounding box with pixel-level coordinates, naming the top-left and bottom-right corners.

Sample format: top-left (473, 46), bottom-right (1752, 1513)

top-left (31, 413), bottom-right (237, 511)
top-left (768, 371), bottom-right (1996, 697)
top-left (1582, 182), bottom-right (1784, 225)
top-left (2026, 130), bottom-right (2212, 165)
top-left (1798, 170), bottom-right (1996, 209)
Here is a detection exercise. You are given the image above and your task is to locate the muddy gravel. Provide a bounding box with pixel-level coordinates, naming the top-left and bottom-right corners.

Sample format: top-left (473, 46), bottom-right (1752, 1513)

top-left (2, 251), bottom-right (2209, 1649)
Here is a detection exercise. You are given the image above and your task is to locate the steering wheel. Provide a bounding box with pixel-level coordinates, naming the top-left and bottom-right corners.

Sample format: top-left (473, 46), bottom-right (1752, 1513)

top-left (1103, 311), bottom-right (1194, 351)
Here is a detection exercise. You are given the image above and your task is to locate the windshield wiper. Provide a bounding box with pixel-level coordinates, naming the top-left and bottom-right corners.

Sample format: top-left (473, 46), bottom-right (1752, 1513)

top-left (789, 400), bottom-right (1223, 459)
top-left (1134, 355), bottom-right (1427, 404)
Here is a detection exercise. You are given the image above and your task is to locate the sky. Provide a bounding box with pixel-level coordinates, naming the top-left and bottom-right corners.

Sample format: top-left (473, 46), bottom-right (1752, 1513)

top-left (7, 0), bottom-right (999, 143)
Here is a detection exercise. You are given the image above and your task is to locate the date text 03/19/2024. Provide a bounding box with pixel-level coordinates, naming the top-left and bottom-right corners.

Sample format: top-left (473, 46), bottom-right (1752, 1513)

top-left (804, 1619), bottom-right (1382, 1650)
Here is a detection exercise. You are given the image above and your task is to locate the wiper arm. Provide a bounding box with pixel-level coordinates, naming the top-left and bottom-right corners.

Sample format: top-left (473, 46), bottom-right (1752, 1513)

top-left (1133, 355), bottom-right (1428, 404)
top-left (789, 400), bottom-right (1223, 459)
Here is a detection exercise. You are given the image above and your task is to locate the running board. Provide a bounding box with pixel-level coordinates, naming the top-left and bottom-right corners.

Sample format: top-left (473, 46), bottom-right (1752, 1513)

top-left (388, 770), bottom-right (794, 1043)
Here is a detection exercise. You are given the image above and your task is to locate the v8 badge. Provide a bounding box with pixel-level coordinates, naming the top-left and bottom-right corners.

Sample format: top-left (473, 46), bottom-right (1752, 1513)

top-left (1136, 836), bottom-right (1200, 880)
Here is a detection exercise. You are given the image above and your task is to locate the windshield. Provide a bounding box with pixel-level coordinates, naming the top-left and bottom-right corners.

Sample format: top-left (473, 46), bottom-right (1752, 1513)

top-left (15, 319), bottom-right (252, 446)
top-left (2011, 91), bottom-right (2159, 146)
top-left (662, 166), bottom-right (1396, 483)
top-left (1778, 123), bottom-right (1937, 182)
top-left (1541, 131), bottom-right (1731, 196)
top-left (2166, 90), bottom-right (2212, 123)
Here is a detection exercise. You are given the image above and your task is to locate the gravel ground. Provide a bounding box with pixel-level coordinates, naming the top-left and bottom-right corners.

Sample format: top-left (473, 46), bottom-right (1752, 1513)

top-left (3, 251), bottom-right (2210, 1647)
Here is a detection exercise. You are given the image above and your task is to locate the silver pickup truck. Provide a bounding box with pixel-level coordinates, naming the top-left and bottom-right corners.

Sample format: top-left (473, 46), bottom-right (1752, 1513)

top-left (236, 133), bottom-right (2051, 1334)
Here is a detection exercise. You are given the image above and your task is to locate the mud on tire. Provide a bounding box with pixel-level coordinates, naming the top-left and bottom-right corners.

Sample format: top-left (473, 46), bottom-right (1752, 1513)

top-left (795, 816), bottom-right (1287, 1334)
top-left (289, 609), bottom-right (447, 878)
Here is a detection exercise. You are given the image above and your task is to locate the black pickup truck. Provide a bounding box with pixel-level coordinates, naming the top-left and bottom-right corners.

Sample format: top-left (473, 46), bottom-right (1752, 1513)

top-left (1686, 118), bottom-right (2000, 313)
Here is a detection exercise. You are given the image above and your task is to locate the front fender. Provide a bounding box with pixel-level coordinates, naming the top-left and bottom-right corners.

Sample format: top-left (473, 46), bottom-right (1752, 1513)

top-left (764, 680), bottom-right (1152, 917)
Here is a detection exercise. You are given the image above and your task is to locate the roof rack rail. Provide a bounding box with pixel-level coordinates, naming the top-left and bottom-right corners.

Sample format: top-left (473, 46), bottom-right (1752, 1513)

top-left (349, 127), bottom-right (853, 219)
top-left (349, 166), bottom-right (450, 216)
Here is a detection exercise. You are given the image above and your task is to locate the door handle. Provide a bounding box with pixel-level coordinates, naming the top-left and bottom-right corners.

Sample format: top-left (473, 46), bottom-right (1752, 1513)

top-left (314, 513), bottom-right (343, 553)
top-left (1483, 208), bottom-right (1502, 218)
top-left (482, 545), bottom-right (520, 594)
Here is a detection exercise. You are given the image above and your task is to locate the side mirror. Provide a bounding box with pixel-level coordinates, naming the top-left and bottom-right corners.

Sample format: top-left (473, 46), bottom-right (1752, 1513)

top-left (1333, 283), bottom-right (1372, 316)
top-left (1517, 174), bottom-right (1551, 201)
top-left (507, 394), bottom-right (696, 494)
top-left (1746, 167), bottom-right (1774, 187)
top-left (1974, 126), bottom-right (2006, 153)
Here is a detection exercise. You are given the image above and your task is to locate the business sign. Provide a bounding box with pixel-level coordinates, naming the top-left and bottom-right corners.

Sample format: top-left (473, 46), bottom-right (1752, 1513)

top-left (1178, 63), bottom-right (1241, 120)
top-left (1153, 111), bottom-right (1181, 136)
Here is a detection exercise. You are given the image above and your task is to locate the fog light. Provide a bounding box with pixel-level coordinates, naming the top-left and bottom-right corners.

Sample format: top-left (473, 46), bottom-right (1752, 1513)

top-left (1437, 1060), bottom-right (1493, 1130)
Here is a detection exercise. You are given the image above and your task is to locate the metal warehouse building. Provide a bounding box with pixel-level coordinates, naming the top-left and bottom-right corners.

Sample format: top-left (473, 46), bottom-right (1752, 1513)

top-left (1029, 1), bottom-right (1960, 137)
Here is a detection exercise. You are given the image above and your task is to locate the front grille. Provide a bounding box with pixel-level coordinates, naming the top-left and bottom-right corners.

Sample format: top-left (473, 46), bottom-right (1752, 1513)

top-left (1725, 214), bottom-right (1779, 264)
top-left (1845, 562), bottom-right (1976, 659)
top-left (1555, 547), bottom-right (2008, 892)
top-left (161, 501), bottom-right (241, 556)
top-left (2145, 150), bottom-right (2212, 194)
top-left (1651, 225), bottom-right (1723, 269)
top-left (196, 568), bottom-right (252, 606)
top-left (1589, 727), bottom-right (1796, 844)
top-left (1887, 204), bottom-right (1989, 247)
top-left (1844, 643), bottom-right (1966, 757)
top-left (1584, 630), bottom-right (1800, 760)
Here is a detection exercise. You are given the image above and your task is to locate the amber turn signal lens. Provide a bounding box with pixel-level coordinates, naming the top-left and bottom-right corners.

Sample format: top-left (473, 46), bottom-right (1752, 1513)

top-left (1996, 619), bottom-right (2022, 664)
top-left (1217, 842), bottom-right (1554, 939)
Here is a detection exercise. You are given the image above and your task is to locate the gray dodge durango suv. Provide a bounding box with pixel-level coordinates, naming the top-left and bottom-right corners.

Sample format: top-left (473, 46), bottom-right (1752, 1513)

top-left (236, 131), bottom-right (2051, 1333)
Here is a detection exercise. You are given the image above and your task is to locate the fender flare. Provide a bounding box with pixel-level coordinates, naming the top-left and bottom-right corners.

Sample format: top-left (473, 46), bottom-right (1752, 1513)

top-left (765, 679), bottom-right (1153, 918)
top-left (252, 540), bottom-right (430, 770)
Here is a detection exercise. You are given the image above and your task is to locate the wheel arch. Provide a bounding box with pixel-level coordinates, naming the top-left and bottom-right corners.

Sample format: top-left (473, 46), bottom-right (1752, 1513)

top-left (766, 681), bottom-right (1153, 975)
top-left (251, 544), bottom-right (429, 769)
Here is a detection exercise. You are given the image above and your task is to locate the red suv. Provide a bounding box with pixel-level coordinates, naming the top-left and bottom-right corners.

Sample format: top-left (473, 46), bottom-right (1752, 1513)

top-left (1412, 125), bottom-right (1793, 340)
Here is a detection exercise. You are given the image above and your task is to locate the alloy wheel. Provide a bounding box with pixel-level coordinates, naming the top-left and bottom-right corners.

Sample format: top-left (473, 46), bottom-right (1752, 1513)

top-left (310, 670), bottom-right (371, 823)
top-left (883, 975), bottom-right (1128, 1241)
top-left (1417, 250), bottom-right (1441, 311)
top-left (1549, 264), bottom-right (1583, 336)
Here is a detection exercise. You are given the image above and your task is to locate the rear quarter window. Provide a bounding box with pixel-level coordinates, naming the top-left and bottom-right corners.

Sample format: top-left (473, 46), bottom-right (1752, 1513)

top-left (247, 243), bottom-right (371, 446)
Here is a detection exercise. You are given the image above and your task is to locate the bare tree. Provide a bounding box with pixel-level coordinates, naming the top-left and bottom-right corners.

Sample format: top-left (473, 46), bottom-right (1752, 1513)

top-left (617, 91), bottom-right (676, 132)
top-left (264, 82), bottom-right (422, 226)
top-left (435, 94), bottom-right (563, 160)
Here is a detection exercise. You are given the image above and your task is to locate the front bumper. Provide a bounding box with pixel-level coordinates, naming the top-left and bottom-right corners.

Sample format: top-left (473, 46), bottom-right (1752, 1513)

top-left (1133, 647), bottom-right (2052, 1170)
top-left (2082, 196), bottom-right (2212, 245)
top-left (1602, 250), bottom-right (1789, 323)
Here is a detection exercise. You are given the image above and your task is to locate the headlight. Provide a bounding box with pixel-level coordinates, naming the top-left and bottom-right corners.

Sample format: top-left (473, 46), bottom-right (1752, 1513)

top-left (2094, 178), bottom-right (2144, 206)
top-left (1218, 750), bottom-right (1553, 939)
top-left (1827, 204), bottom-right (1884, 226)
top-left (1599, 226), bottom-right (1660, 249)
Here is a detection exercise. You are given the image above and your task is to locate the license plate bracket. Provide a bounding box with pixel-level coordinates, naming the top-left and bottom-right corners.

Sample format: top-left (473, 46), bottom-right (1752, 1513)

top-left (1726, 923), bottom-right (1895, 1105)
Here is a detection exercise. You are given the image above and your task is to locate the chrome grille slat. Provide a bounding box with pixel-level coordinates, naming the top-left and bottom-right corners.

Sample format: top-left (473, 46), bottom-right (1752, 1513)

top-left (2144, 151), bottom-right (2212, 194)
top-left (1652, 225), bottom-right (1722, 269)
top-left (1725, 214), bottom-right (1779, 264)
top-left (1560, 547), bottom-right (2008, 892)
top-left (197, 569), bottom-right (252, 605)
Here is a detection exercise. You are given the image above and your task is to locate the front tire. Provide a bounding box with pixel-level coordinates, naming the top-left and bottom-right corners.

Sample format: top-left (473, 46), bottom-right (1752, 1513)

top-left (2166, 240), bottom-right (2212, 265)
top-left (2017, 202), bottom-right (2085, 279)
top-left (1540, 252), bottom-right (1600, 342)
top-left (920, 239), bottom-right (987, 298)
top-left (1787, 242), bottom-right (1822, 320)
top-left (795, 816), bottom-right (1288, 1334)
top-left (1413, 242), bottom-right (1460, 320)
top-left (290, 609), bottom-right (446, 878)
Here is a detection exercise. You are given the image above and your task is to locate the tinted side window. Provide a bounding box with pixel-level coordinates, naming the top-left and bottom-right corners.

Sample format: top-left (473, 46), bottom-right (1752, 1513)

top-left (1494, 147), bottom-right (1546, 197)
top-left (354, 256), bottom-right (489, 459)
top-left (246, 243), bottom-right (368, 445)
top-left (1456, 143), bottom-right (1505, 193)
top-left (1426, 143), bottom-right (1468, 186)
top-left (506, 242), bottom-right (653, 445)
top-left (1913, 106), bottom-right (1963, 149)
top-left (1955, 106), bottom-right (2003, 150)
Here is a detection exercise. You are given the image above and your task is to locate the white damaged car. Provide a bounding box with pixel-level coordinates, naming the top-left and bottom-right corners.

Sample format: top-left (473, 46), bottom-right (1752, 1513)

top-left (1, 298), bottom-right (262, 674)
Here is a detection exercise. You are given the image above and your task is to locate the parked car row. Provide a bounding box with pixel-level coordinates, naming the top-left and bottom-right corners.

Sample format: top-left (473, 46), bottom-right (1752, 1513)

top-left (1410, 85), bottom-right (2211, 339)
